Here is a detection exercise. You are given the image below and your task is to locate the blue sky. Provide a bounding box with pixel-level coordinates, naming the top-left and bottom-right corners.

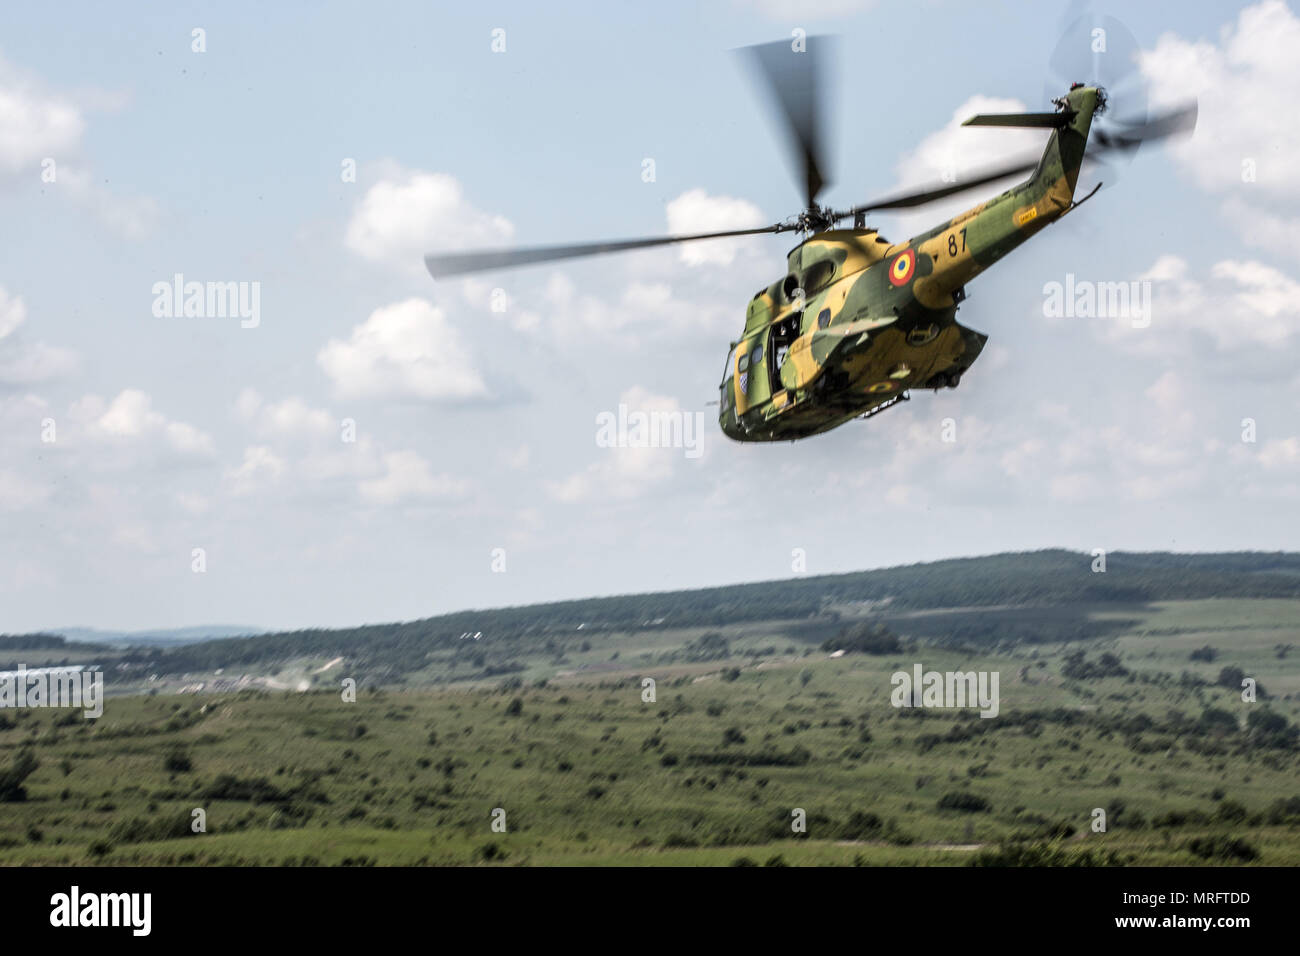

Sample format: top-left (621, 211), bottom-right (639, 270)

top-left (2, 0), bottom-right (1298, 632)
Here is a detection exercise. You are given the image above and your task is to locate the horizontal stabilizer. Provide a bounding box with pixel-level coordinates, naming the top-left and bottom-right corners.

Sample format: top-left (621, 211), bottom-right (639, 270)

top-left (962, 111), bottom-right (1072, 129)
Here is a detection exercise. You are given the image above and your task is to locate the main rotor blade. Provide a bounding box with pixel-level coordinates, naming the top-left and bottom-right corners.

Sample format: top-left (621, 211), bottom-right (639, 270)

top-left (840, 155), bottom-right (1041, 219)
top-left (741, 36), bottom-right (835, 209)
top-left (424, 224), bottom-right (783, 279)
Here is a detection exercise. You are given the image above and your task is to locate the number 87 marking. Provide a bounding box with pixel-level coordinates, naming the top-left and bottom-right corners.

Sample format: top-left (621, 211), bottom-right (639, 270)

top-left (947, 228), bottom-right (968, 257)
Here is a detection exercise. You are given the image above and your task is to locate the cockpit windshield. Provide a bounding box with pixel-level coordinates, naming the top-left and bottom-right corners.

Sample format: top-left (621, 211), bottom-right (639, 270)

top-left (721, 345), bottom-right (738, 386)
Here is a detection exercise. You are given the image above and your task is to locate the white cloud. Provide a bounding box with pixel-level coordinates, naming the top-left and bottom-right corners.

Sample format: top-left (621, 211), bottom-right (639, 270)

top-left (547, 386), bottom-right (702, 503)
top-left (1138, 255), bottom-right (1300, 350)
top-left (318, 298), bottom-right (489, 401)
top-left (227, 390), bottom-right (388, 490)
top-left (81, 388), bottom-right (216, 456)
top-left (0, 341), bottom-right (78, 384)
top-left (0, 285), bottom-right (25, 339)
top-left (1138, 2), bottom-right (1300, 258)
top-left (1257, 437), bottom-right (1300, 469)
top-left (1140, 0), bottom-right (1300, 198)
top-left (1220, 197), bottom-right (1300, 261)
top-left (345, 164), bottom-right (513, 272)
top-left (881, 96), bottom-right (1046, 237)
top-left (0, 285), bottom-right (77, 384)
top-left (539, 272), bottom-right (711, 338)
top-left (165, 421), bottom-right (215, 456)
top-left (665, 189), bottom-right (765, 266)
top-left (95, 389), bottom-right (156, 437)
top-left (0, 62), bottom-right (156, 238)
top-left (358, 450), bottom-right (469, 505)
top-left (55, 164), bottom-right (160, 240)
top-left (236, 389), bottom-right (334, 438)
top-left (0, 58), bottom-right (83, 176)
top-left (226, 445), bottom-right (287, 495)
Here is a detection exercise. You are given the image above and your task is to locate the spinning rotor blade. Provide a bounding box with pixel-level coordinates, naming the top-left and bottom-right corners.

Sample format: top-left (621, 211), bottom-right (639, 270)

top-left (424, 224), bottom-right (784, 279)
top-left (741, 35), bottom-right (836, 209)
top-left (1046, 14), bottom-right (1150, 125)
top-left (1093, 100), bottom-right (1197, 150)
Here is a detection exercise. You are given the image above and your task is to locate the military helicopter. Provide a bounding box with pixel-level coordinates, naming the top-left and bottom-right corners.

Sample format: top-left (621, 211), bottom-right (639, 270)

top-left (425, 37), bottom-right (1196, 442)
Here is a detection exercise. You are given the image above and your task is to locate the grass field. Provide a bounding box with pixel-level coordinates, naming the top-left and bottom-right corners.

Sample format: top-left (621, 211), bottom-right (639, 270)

top-left (1, 599), bottom-right (1296, 866)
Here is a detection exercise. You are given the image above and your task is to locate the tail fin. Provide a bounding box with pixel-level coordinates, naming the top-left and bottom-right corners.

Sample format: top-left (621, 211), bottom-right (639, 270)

top-left (963, 86), bottom-right (1102, 205)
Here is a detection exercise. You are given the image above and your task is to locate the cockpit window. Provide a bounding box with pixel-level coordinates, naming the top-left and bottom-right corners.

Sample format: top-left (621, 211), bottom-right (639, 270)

top-left (722, 345), bottom-right (739, 382)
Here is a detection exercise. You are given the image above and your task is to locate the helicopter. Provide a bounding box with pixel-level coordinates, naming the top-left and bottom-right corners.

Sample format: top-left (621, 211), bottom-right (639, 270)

top-left (424, 37), bottom-right (1196, 442)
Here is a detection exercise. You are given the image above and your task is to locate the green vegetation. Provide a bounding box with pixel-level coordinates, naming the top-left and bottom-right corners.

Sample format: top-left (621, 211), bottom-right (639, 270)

top-left (4, 549), bottom-right (1290, 686)
top-left (1, 551), bottom-right (1297, 866)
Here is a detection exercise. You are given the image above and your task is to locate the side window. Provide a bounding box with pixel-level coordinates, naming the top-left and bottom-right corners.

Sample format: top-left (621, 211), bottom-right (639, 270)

top-left (738, 352), bottom-right (749, 372)
top-left (750, 343), bottom-right (764, 364)
top-left (817, 308), bottom-right (831, 329)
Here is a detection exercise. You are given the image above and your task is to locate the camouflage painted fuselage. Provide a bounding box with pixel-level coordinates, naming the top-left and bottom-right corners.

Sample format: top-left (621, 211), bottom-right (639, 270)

top-left (719, 86), bottom-right (1101, 441)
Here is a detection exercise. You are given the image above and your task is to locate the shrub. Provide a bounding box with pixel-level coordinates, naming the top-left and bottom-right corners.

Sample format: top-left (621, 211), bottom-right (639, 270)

top-left (109, 809), bottom-right (195, 845)
top-left (1215, 800), bottom-right (1248, 823)
top-left (840, 811), bottom-right (884, 840)
top-left (0, 749), bottom-right (39, 802)
top-left (970, 841), bottom-right (1125, 867)
top-left (164, 748), bottom-right (193, 773)
top-left (1186, 836), bottom-right (1259, 862)
top-left (938, 790), bottom-right (990, 813)
top-left (200, 774), bottom-right (288, 804)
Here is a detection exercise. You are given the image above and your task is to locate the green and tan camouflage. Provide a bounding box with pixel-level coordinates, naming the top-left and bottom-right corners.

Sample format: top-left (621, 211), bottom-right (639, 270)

top-left (719, 85), bottom-right (1102, 442)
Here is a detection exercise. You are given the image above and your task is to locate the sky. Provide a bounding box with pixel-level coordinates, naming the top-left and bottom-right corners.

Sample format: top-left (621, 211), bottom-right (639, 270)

top-left (1, 0), bottom-right (1298, 632)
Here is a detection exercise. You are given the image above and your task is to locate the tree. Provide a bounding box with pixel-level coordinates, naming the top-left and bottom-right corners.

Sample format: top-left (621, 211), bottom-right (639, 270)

top-left (823, 621), bottom-right (901, 655)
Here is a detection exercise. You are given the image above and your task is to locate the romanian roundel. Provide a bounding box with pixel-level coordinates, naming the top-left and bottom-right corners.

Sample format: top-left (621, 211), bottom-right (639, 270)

top-left (888, 248), bottom-right (917, 287)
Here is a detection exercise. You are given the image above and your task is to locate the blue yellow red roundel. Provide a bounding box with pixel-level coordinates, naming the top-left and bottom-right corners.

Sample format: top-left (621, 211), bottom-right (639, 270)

top-left (888, 249), bottom-right (916, 286)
